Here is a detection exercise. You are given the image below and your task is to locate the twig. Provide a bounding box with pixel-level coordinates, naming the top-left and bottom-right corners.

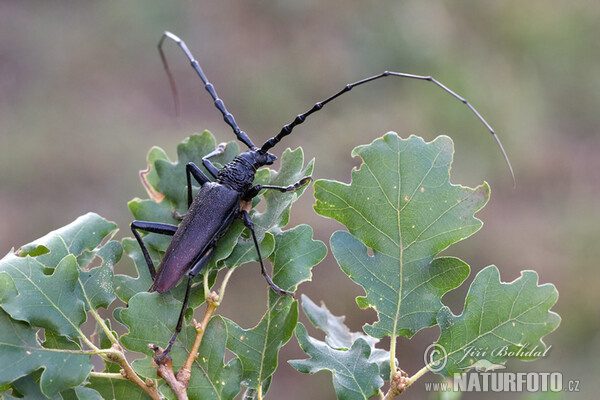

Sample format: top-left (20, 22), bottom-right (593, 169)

top-left (150, 344), bottom-right (188, 400)
top-left (383, 369), bottom-right (410, 399)
top-left (105, 343), bottom-right (162, 400)
top-left (177, 292), bottom-right (220, 384)
top-left (150, 291), bottom-right (222, 398)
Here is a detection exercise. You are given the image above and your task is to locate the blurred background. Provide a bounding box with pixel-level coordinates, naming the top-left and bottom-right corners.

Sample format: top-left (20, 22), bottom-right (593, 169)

top-left (1, 1), bottom-right (598, 398)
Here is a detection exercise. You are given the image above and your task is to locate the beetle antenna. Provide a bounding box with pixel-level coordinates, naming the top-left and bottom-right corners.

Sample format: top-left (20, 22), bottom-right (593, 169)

top-left (158, 32), bottom-right (256, 149)
top-left (261, 71), bottom-right (515, 185)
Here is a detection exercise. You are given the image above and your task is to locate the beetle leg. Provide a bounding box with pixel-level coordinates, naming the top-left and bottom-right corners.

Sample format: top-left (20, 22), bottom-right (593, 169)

top-left (158, 247), bottom-right (214, 361)
top-left (240, 210), bottom-right (293, 297)
top-left (202, 142), bottom-right (227, 179)
top-left (185, 162), bottom-right (211, 207)
top-left (246, 176), bottom-right (312, 199)
top-left (130, 221), bottom-right (178, 280)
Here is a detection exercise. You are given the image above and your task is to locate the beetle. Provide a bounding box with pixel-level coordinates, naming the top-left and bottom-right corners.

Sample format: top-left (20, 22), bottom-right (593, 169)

top-left (131, 31), bottom-right (514, 359)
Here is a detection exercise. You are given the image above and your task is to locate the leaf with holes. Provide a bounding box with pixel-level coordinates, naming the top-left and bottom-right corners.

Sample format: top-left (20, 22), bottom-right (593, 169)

top-left (0, 213), bottom-right (119, 395)
top-left (431, 266), bottom-right (560, 376)
top-left (314, 133), bottom-right (488, 338)
top-left (0, 309), bottom-right (92, 397)
top-left (0, 213), bottom-right (119, 336)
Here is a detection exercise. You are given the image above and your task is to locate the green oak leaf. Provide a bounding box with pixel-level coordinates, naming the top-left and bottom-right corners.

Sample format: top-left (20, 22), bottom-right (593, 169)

top-left (79, 239), bottom-right (121, 310)
top-left (297, 294), bottom-right (392, 380)
top-left (290, 323), bottom-right (383, 400)
top-left (432, 265), bottom-right (560, 376)
top-left (268, 225), bottom-right (327, 291)
top-left (119, 292), bottom-right (197, 377)
top-left (113, 238), bottom-right (158, 303)
top-left (186, 316), bottom-right (243, 400)
top-left (86, 374), bottom-right (148, 400)
top-left (121, 296), bottom-right (245, 399)
top-left (12, 212), bottom-right (118, 268)
top-left (6, 372), bottom-right (59, 400)
top-left (0, 213), bottom-right (119, 336)
top-left (314, 133), bottom-right (486, 338)
top-left (0, 309), bottom-right (91, 397)
top-left (0, 213), bottom-right (118, 396)
top-left (224, 293), bottom-right (298, 390)
top-left (223, 226), bottom-right (325, 393)
top-left (1, 254), bottom-right (85, 337)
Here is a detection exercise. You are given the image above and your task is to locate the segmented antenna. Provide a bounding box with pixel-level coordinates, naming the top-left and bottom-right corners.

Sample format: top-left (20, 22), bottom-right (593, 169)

top-left (261, 71), bottom-right (515, 185)
top-left (158, 31), bottom-right (255, 149)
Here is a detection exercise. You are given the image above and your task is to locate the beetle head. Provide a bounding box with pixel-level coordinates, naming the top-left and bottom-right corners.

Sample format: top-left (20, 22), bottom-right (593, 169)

top-left (239, 149), bottom-right (277, 169)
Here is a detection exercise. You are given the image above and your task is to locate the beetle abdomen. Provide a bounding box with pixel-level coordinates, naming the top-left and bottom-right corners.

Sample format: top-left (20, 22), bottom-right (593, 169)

top-left (152, 182), bottom-right (240, 293)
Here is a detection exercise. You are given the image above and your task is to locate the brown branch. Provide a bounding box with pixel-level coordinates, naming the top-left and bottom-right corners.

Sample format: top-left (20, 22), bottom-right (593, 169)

top-left (383, 369), bottom-right (410, 400)
top-left (149, 291), bottom-right (221, 398)
top-left (106, 344), bottom-right (162, 400)
top-left (177, 292), bottom-right (220, 384)
top-left (149, 345), bottom-right (188, 400)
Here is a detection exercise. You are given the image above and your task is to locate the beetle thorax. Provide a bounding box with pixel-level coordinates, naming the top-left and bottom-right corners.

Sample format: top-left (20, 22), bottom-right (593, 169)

top-left (217, 150), bottom-right (276, 192)
top-left (216, 155), bottom-right (258, 192)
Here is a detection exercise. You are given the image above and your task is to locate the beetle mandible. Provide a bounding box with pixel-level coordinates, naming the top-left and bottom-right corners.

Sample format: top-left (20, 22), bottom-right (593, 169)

top-left (131, 31), bottom-right (514, 359)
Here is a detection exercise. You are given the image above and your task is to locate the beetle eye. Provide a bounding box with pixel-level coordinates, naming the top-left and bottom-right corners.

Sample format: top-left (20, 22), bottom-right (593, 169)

top-left (266, 153), bottom-right (277, 164)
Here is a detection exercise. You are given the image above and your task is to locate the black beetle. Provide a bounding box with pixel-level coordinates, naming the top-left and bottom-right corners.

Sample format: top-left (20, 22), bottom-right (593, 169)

top-left (131, 31), bottom-right (513, 359)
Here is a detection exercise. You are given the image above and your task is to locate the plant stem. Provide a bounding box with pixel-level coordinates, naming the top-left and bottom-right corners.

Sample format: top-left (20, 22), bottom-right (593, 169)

top-left (89, 371), bottom-right (126, 379)
top-left (219, 267), bottom-right (236, 300)
top-left (203, 270), bottom-right (210, 299)
top-left (159, 268), bottom-right (234, 395)
top-left (107, 343), bottom-right (162, 400)
top-left (407, 364), bottom-right (430, 387)
top-left (178, 293), bottom-right (220, 379)
top-left (389, 333), bottom-right (397, 381)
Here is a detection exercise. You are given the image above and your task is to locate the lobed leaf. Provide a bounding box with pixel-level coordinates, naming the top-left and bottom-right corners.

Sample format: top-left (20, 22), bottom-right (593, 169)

top-left (432, 265), bottom-right (560, 376)
top-left (224, 226), bottom-right (325, 393)
top-left (0, 213), bottom-right (119, 396)
top-left (0, 213), bottom-right (119, 336)
top-left (296, 294), bottom-right (392, 380)
top-left (0, 309), bottom-right (91, 397)
top-left (187, 316), bottom-right (243, 400)
top-left (119, 292), bottom-right (198, 377)
top-left (290, 323), bottom-right (383, 400)
top-left (224, 293), bottom-right (299, 390)
top-left (314, 133), bottom-right (487, 338)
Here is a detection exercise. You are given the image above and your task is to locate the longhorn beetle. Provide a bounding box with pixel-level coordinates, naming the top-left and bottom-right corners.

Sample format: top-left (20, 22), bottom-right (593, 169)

top-left (131, 31), bottom-right (514, 360)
